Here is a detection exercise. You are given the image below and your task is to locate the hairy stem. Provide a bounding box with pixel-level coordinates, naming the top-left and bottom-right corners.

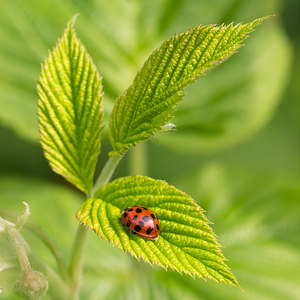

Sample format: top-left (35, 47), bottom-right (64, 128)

top-left (0, 209), bottom-right (69, 281)
top-left (2, 213), bottom-right (68, 298)
top-left (7, 227), bottom-right (31, 274)
top-left (69, 154), bottom-right (123, 300)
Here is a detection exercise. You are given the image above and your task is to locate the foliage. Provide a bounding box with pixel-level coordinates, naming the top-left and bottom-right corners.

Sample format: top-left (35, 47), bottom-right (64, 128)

top-left (77, 176), bottom-right (237, 285)
top-left (35, 15), bottom-right (263, 288)
top-left (155, 21), bottom-right (291, 152)
top-left (0, 0), bottom-right (298, 300)
top-left (37, 17), bottom-right (103, 194)
top-left (1, 168), bottom-right (300, 299)
top-left (109, 17), bottom-right (267, 155)
top-left (0, 0), bottom-right (291, 152)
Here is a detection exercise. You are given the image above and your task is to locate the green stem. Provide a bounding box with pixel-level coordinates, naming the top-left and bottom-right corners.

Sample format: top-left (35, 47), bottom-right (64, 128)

top-left (129, 143), bottom-right (149, 274)
top-left (28, 223), bottom-right (69, 281)
top-left (92, 154), bottom-right (123, 195)
top-left (68, 154), bottom-right (123, 300)
top-left (68, 224), bottom-right (88, 300)
top-left (129, 143), bottom-right (147, 176)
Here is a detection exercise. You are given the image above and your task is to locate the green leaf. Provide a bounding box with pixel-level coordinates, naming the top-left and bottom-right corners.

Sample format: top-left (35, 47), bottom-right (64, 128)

top-left (109, 17), bottom-right (268, 155)
top-left (77, 175), bottom-right (238, 286)
top-left (37, 17), bottom-right (103, 194)
top-left (0, 1), bottom-right (290, 144)
top-left (155, 21), bottom-right (292, 153)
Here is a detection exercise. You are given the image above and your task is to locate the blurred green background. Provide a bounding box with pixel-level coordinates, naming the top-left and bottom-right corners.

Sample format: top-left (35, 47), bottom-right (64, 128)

top-left (0, 0), bottom-right (299, 299)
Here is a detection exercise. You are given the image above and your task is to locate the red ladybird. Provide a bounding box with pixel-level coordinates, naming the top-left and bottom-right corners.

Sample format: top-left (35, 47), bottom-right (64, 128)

top-left (120, 206), bottom-right (160, 240)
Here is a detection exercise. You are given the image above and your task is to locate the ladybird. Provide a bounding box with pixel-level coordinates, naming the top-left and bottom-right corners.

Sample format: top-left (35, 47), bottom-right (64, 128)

top-left (120, 206), bottom-right (160, 240)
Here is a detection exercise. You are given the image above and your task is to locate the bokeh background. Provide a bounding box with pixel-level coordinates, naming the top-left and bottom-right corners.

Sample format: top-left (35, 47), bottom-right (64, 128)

top-left (0, 0), bottom-right (299, 299)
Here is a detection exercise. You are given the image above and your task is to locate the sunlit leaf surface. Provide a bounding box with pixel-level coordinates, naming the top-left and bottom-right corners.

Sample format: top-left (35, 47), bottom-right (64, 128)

top-left (109, 17), bottom-right (267, 155)
top-left (77, 176), bottom-right (238, 286)
top-left (155, 22), bottom-right (291, 153)
top-left (38, 18), bottom-right (103, 194)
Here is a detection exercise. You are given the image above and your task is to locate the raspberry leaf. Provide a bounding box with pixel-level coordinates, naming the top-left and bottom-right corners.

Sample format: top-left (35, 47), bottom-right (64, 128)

top-left (109, 17), bottom-right (268, 155)
top-left (37, 18), bottom-right (103, 194)
top-left (77, 175), bottom-right (238, 286)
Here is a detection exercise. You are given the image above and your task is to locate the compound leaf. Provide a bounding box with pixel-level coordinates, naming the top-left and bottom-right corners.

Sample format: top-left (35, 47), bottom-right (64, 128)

top-left (38, 18), bottom-right (103, 194)
top-left (77, 176), bottom-right (238, 286)
top-left (109, 17), bottom-right (268, 155)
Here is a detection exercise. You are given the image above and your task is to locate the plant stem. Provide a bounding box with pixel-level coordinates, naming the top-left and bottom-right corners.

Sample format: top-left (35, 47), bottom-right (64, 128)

top-left (68, 224), bottom-right (88, 300)
top-left (129, 143), bottom-right (147, 176)
top-left (92, 154), bottom-right (123, 195)
top-left (2, 212), bottom-right (68, 298)
top-left (0, 209), bottom-right (69, 282)
top-left (69, 154), bottom-right (123, 300)
top-left (7, 227), bottom-right (31, 274)
top-left (129, 143), bottom-right (149, 274)
top-left (28, 223), bottom-right (69, 281)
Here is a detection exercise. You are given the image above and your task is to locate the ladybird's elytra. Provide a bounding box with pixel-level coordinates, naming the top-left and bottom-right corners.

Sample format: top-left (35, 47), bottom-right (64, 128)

top-left (120, 206), bottom-right (160, 240)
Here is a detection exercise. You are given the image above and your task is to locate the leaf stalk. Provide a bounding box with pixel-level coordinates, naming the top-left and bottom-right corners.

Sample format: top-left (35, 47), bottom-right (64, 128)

top-left (92, 154), bottom-right (123, 196)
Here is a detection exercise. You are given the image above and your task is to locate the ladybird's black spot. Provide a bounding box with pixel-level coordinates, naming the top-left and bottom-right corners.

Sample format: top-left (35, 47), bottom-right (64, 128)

top-left (142, 207), bottom-right (148, 210)
top-left (142, 216), bottom-right (150, 222)
top-left (127, 208), bottom-right (133, 212)
top-left (133, 215), bottom-right (138, 220)
top-left (139, 221), bottom-right (144, 227)
top-left (151, 214), bottom-right (156, 219)
top-left (123, 212), bottom-right (128, 218)
top-left (136, 208), bottom-right (142, 213)
top-left (126, 220), bottom-right (131, 227)
top-left (146, 227), bottom-right (154, 235)
top-left (156, 224), bottom-right (160, 230)
top-left (134, 225), bottom-right (141, 232)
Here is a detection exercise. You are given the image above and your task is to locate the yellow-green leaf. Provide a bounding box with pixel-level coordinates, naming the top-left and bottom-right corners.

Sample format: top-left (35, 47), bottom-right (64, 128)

top-left (77, 176), bottom-right (238, 286)
top-left (37, 18), bottom-right (103, 194)
top-left (109, 17), bottom-right (268, 156)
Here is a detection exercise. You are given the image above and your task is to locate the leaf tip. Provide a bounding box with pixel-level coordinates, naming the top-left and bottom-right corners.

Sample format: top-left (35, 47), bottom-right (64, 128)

top-left (68, 13), bottom-right (80, 29)
top-left (249, 15), bottom-right (274, 29)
